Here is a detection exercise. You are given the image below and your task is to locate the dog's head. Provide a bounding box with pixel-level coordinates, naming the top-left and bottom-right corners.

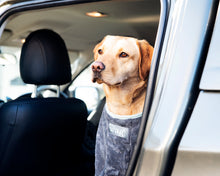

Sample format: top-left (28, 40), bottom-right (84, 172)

top-left (91, 35), bottom-right (153, 86)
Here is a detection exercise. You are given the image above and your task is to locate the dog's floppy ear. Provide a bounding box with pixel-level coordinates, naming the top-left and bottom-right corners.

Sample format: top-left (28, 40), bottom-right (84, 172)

top-left (137, 40), bottom-right (154, 81)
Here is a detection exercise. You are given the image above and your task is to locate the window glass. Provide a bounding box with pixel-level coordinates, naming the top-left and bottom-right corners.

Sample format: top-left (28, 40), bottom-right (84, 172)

top-left (0, 46), bottom-right (33, 101)
top-left (68, 64), bottom-right (105, 112)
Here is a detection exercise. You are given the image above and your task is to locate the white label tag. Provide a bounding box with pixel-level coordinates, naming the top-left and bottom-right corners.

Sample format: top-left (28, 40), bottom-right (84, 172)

top-left (109, 123), bottom-right (129, 139)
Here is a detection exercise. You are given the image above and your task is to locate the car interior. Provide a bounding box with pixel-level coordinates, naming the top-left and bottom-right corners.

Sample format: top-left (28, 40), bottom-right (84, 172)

top-left (0, 0), bottom-right (160, 175)
top-left (0, 29), bottom-right (88, 175)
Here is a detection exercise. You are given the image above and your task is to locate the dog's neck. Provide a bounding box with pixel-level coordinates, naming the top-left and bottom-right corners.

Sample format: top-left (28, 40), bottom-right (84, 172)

top-left (103, 77), bottom-right (147, 116)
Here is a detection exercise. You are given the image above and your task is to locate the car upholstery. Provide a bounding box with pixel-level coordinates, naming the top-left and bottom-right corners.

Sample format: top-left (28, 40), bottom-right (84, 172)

top-left (0, 29), bottom-right (88, 175)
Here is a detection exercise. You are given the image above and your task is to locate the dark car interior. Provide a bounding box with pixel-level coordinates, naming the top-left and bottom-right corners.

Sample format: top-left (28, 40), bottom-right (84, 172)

top-left (0, 0), bottom-right (160, 175)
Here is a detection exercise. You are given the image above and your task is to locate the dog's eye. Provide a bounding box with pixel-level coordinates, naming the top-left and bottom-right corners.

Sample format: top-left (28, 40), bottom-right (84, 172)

top-left (119, 52), bottom-right (129, 58)
top-left (98, 49), bottom-right (103, 55)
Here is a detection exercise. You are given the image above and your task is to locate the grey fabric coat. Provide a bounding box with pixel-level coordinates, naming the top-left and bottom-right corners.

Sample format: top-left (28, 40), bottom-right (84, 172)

top-left (95, 105), bottom-right (142, 176)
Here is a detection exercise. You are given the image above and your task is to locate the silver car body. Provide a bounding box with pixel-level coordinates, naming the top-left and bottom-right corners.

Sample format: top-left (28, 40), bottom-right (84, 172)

top-left (136, 0), bottom-right (220, 175)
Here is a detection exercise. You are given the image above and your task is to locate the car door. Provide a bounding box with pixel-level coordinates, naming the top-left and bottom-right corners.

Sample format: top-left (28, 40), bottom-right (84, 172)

top-left (134, 0), bottom-right (220, 175)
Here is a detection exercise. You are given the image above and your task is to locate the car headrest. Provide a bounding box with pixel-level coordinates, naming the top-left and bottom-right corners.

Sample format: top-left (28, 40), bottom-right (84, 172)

top-left (20, 29), bottom-right (71, 85)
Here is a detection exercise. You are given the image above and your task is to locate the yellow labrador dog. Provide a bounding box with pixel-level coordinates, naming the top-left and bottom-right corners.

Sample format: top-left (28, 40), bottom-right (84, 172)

top-left (92, 35), bottom-right (153, 176)
top-left (92, 35), bottom-right (153, 115)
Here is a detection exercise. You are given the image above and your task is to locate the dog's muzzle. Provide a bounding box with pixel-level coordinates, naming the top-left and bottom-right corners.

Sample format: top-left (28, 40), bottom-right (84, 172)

top-left (91, 61), bottom-right (105, 72)
top-left (91, 61), bottom-right (105, 83)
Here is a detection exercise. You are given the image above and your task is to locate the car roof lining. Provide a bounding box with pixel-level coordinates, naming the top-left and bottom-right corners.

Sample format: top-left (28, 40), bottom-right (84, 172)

top-left (0, 0), bottom-right (160, 51)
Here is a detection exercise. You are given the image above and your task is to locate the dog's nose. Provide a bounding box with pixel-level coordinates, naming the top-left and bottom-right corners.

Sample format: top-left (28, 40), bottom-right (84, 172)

top-left (91, 61), bottom-right (105, 72)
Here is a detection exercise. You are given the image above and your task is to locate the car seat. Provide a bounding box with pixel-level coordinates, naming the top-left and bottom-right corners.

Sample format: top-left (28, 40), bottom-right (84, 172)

top-left (0, 29), bottom-right (88, 176)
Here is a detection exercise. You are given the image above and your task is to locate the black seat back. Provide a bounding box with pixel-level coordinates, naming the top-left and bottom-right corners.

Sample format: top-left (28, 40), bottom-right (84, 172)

top-left (0, 29), bottom-right (87, 175)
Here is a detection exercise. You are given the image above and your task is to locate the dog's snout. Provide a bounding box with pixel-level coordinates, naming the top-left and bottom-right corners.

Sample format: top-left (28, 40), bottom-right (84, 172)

top-left (92, 61), bottom-right (105, 72)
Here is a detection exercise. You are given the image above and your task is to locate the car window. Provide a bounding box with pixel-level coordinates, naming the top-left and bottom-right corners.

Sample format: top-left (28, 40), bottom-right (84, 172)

top-left (0, 46), bottom-right (33, 101)
top-left (0, 1), bottom-right (161, 175)
top-left (68, 64), bottom-right (105, 112)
